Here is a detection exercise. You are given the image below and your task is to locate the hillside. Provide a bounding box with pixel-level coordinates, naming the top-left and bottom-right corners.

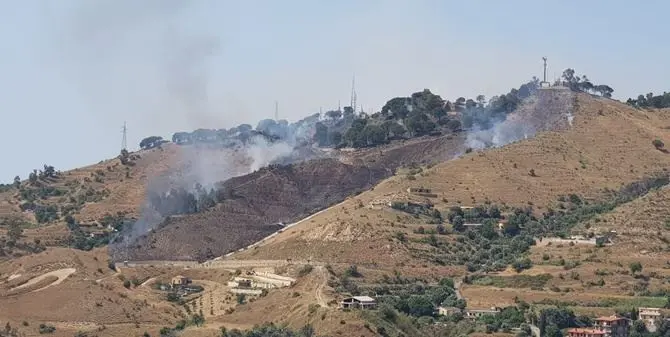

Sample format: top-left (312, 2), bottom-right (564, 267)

top-left (3, 83), bottom-right (670, 337)
top-left (110, 132), bottom-right (467, 262)
top-left (233, 92), bottom-right (670, 266)
top-left (0, 144), bottom-right (252, 222)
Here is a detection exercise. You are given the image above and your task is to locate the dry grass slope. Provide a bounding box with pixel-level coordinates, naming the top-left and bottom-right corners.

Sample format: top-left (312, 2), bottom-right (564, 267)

top-left (236, 94), bottom-right (670, 271)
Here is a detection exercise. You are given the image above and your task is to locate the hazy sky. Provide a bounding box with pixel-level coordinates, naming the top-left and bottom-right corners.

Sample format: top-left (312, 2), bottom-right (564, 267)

top-left (1, 0), bottom-right (668, 183)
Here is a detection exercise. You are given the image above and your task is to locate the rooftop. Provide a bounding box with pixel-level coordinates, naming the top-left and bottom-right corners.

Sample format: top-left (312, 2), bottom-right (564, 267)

top-left (595, 315), bottom-right (628, 322)
top-left (348, 296), bottom-right (375, 302)
top-left (568, 328), bottom-right (607, 334)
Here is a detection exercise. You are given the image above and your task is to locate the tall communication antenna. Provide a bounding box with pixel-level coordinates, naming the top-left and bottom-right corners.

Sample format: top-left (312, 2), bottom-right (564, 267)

top-left (121, 121), bottom-right (127, 151)
top-left (350, 74), bottom-right (357, 113)
top-left (274, 101), bottom-right (279, 120)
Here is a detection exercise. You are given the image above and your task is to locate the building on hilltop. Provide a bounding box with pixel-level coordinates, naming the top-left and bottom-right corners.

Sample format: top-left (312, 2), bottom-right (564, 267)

top-left (567, 328), bottom-right (607, 337)
top-left (593, 315), bottom-right (630, 337)
top-left (340, 296), bottom-right (376, 310)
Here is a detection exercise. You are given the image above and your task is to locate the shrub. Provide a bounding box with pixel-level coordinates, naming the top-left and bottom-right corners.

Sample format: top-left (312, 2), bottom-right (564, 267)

top-left (38, 323), bottom-right (56, 334)
top-left (653, 139), bottom-right (665, 149)
top-left (512, 258), bottom-right (533, 273)
top-left (297, 264), bottom-right (313, 277)
top-left (344, 265), bottom-right (362, 278)
top-left (236, 293), bottom-right (246, 304)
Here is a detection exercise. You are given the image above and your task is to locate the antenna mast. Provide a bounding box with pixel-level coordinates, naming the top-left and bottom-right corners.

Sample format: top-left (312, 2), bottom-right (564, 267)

top-left (274, 101), bottom-right (279, 121)
top-left (350, 74), bottom-right (357, 113)
top-left (121, 121), bottom-right (127, 151)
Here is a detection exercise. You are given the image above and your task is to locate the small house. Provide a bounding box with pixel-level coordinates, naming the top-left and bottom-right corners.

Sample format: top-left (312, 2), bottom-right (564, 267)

top-left (464, 307), bottom-right (501, 320)
top-left (438, 306), bottom-right (462, 316)
top-left (171, 275), bottom-right (191, 288)
top-left (340, 296), bottom-right (376, 310)
top-left (227, 278), bottom-right (252, 288)
top-left (594, 315), bottom-right (630, 337)
top-left (89, 231), bottom-right (106, 238)
top-left (638, 308), bottom-right (662, 332)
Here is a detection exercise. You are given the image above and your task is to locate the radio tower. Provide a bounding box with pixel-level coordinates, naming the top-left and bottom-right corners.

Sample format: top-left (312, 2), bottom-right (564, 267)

top-left (541, 57), bottom-right (550, 88)
top-left (274, 101), bottom-right (279, 121)
top-left (121, 121), bottom-right (128, 151)
top-left (350, 74), bottom-right (357, 113)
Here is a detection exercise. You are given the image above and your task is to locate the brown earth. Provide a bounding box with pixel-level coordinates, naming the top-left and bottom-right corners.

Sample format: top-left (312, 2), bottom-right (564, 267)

top-left (111, 133), bottom-right (467, 262)
top-left (2, 91), bottom-right (670, 336)
top-left (235, 93), bottom-right (670, 268)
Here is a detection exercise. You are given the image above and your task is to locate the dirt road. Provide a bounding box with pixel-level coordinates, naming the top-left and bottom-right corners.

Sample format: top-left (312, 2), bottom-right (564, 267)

top-left (11, 268), bottom-right (76, 293)
top-left (314, 266), bottom-right (328, 307)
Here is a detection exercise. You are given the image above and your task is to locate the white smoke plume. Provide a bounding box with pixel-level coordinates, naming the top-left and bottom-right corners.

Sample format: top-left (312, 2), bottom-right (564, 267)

top-left (46, 0), bottom-right (318, 259)
top-left (465, 120), bottom-right (535, 150)
top-left (462, 88), bottom-right (575, 154)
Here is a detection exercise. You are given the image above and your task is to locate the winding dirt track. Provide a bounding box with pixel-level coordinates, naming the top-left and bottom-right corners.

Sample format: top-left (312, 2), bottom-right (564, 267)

top-left (11, 268), bottom-right (76, 293)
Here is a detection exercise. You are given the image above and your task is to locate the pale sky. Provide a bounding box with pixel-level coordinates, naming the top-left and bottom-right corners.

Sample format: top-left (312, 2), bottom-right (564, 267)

top-left (1, 0), bottom-right (668, 183)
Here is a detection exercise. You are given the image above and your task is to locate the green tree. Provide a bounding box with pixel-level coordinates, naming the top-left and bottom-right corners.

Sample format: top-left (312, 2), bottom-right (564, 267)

top-left (381, 120), bottom-right (406, 138)
top-left (2, 216), bottom-right (24, 243)
top-left (629, 261), bottom-right (642, 275)
top-left (476, 95), bottom-right (486, 107)
top-left (236, 293), bottom-right (246, 304)
top-left (407, 295), bottom-right (435, 317)
top-left (653, 139), bottom-right (665, 150)
top-left (594, 84), bottom-right (614, 98)
top-left (313, 122), bottom-right (329, 146)
top-left (326, 109), bottom-right (342, 120)
top-left (452, 215), bottom-right (465, 232)
top-left (28, 170), bottom-right (38, 185)
top-left (13, 176), bottom-right (20, 188)
top-left (480, 219), bottom-right (498, 240)
top-left (544, 324), bottom-right (562, 337)
top-left (381, 97), bottom-right (410, 119)
top-left (362, 124), bottom-right (387, 146)
top-left (139, 136), bottom-right (164, 150)
top-left (329, 131), bottom-right (342, 146)
top-left (42, 164), bottom-right (56, 178)
top-left (455, 97), bottom-right (466, 111)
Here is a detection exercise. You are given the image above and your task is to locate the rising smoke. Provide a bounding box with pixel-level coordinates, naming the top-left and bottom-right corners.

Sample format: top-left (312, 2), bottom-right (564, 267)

top-left (49, 0), bottom-right (318, 259)
top-left (463, 88), bottom-right (576, 152)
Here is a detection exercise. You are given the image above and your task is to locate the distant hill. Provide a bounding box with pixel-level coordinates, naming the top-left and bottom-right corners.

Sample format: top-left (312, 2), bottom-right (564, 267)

top-left (3, 67), bottom-right (670, 337)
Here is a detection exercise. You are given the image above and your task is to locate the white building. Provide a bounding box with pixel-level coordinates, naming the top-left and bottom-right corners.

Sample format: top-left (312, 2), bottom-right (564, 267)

top-left (340, 296), bottom-right (377, 310)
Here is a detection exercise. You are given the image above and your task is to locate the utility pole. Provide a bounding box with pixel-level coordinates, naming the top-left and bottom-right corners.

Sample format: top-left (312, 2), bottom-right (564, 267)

top-left (121, 121), bottom-right (127, 151)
